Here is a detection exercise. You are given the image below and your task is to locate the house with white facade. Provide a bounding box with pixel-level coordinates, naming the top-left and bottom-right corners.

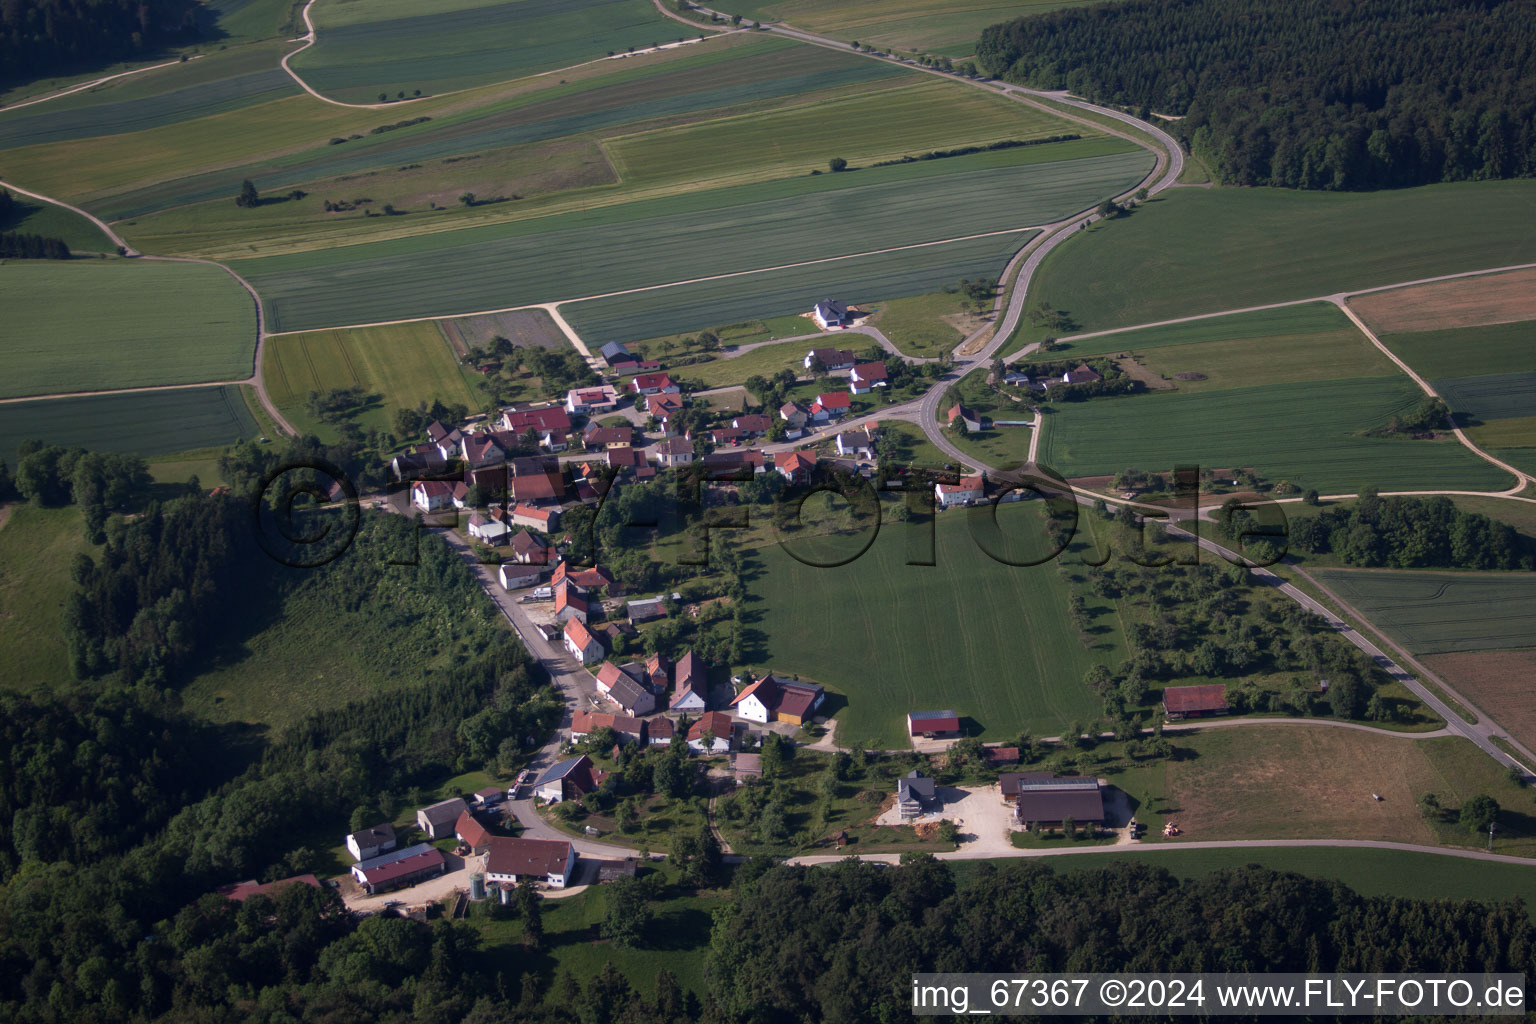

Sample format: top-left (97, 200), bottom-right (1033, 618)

top-left (485, 836), bottom-right (577, 888)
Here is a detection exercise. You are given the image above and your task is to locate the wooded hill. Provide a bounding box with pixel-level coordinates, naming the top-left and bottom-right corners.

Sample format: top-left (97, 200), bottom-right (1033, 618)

top-left (0, 0), bottom-right (202, 83)
top-left (975, 0), bottom-right (1536, 190)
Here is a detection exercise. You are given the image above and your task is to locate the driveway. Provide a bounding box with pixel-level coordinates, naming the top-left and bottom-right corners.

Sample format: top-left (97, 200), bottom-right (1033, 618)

top-left (340, 850), bottom-right (480, 913)
top-left (873, 784), bottom-right (1019, 855)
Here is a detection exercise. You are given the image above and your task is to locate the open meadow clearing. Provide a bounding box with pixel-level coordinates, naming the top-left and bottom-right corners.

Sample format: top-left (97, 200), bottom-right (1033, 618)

top-left (1040, 302), bottom-right (1394, 391)
top-left (1350, 267), bottom-right (1536, 335)
top-left (708, 0), bottom-right (1105, 53)
top-left (0, 386), bottom-right (259, 465)
top-left (1151, 727), bottom-right (1536, 856)
top-left (564, 229), bottom-right (1038, 346)
top-left (236, 144), bottom-right (1146, 332)
top-left (1379, 319), bottom-right (1536, 381)
top-left (1034, 377), bottom-right (1515, 494)
top-left (0, 504), bottom-right (91, 692)
top-left (1020, 846), bottom-right (1536, 904)
top-left (1309, 568), bottom-right (1536, 656)
top-left (262, 322), bottom-right (481, 436)
top-left (0, 260), bottom-right (256, 398)
top-left (1021, 181), bottom-right (1536, 337)
top-left (745, 500), bottom-right (1111, 748)
top-left (865, 291), bottom-right (977, 358)
top-left (291, 0), bottom-right (679, 103)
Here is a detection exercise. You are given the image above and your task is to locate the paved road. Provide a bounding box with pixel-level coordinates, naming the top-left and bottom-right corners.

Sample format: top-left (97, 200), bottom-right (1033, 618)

top-left (787, 837), bottom-right (1536, 867)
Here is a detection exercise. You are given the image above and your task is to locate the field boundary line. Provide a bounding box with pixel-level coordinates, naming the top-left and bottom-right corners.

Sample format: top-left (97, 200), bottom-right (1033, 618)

top-left (0, 54), bottom-right (205, 114)
top-left (262, 224), bottom-right (1047, 337)
top-left (0, 380), bottom-right (247, 405)
top-left (787, 838), bottom-right (1536, 867)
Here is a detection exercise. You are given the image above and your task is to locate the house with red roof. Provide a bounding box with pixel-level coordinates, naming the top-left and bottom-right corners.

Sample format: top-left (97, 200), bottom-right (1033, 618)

top-left (647, 392), bottom-right (684, 428)
top-left (216, 874), bottom-right (321, 903)
top-left (809, 391), bottom-right (852, 422)
top-left (671, 650), bottom-right (708, 712)
top-left (947, 404), bottom-right (982, 432)
top-left (485, 836), bottom-right (577, 888)
top-left (350, 843), bottom-right (447, 895)
top-left (936, 474), bottom-right (984, 509)
top-left (687, 711), bottom-right (735, 753)
top-left (565, 385), bottom-right (621, 416)
top-left (630, 372), bottom-right (679, 396)
top-left (563, 618), bottom-right (603, 664)
top-left (454, 810), bottom-right (493, 855)
top-left (732, 674), bottom-right (825, 725)
top-left (775, 450), bottom-right (817, 484)
top-left (411, 480), bottom-right (454, 512)
top-left (1163, 684), bottom-right (1229, 719)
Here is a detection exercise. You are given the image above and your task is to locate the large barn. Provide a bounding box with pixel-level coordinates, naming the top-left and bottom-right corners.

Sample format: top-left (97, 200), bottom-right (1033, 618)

top-left (1163, 684), bottom-right (1230, 719)
top-left (1002, 772), bottom-right (1105, 827)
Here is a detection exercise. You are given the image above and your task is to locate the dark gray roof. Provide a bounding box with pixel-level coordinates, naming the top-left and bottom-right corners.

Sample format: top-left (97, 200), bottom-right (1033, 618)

top-left (607, 675), bottom-right (649, 709)
top-left (908, 709), bottom-right (959, 722)
top-left (417, 798), bottom-right (465, 828)
top-left (600, 342), bottom-right (631, 360)
top-left (534, 755), bottom-right (589, 787)
top-left (349, 823), bottom-right (396, 846)
top-left (898, 770), bottom-right (936, 802)
top-left (1015, 787), bottom-right (1105, 823)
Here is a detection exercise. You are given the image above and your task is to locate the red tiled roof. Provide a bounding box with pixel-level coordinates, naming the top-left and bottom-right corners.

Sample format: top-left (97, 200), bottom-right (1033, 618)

top-left (688, 711), bottom-right (733, 742)
top-left (358, 847), bottom-right (445, 888)
top-left (485, 836), bottom-right (572, 878)
top-left (815, 392), bottom-right (852, 409)
top-left (218, 874), bottom-right (320, 902)
top-left (455, 810), bottom-right (491, 848)
top-left (632, 372), bottom-right (675, 391)
top-left (648, 393), bottom-right (683, 416)
top-left (564, 618), bottom-right (597, 650)
top-left (502, 406), bottom-right (571, 433)
top-left (852, 361), bottom-right (887, 381)
top-left (595, 662), bottom-right (624, 690)
top-left (1163, 684), bottom-right (1228, 714)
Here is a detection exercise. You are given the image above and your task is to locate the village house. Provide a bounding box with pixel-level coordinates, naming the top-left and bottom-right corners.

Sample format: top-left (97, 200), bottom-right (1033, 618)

top-left (731, 674), bottom-right (824, 725)
top-left (935, 474), bottom-right (985, 509)
top-left (390, 446), bottom-right (447, 482)
top-left (425, 420), bottom-right (459, 446)
top-left (606, 445), bottom-right (648, 474)
top-left (775, 449), bottom-right (817, 484)
top-left (1163, 684), bottom-right (1230, 719)
top-left (630, 372), bottom-right (679, 396)
top-left (416, 797), bottom-right (467, 840)
top-left (532, 754), bottom-right (599, 803)
top-left (462, 434), bottom-right (506, 469)
top-left (508, 529), bottom-right (551, 565)
top-left (467, 512), bottom-right (511, 546)
top-left (804, 345), bottom-right (857, 370)
top-left (672, 650), bottom-right (708, 712)
top-left (411, 480), bottom-right (454, 512)
top-left (687, 711), bottom-right (735, 753)
top-left (511, 503), bottom-right (559, 532)
top-left (1001, 772), bottom-right (1106, 827)
top-left (582, 425), bottom-right (635, 451)
top-left (351, 843), bottom-right (446, 895)
top-left (565, 385), bottom-right (621, 416)
top-left (647, 716), bottom-right (675, 747)
top-left (345, 823), bottom-right (397, 862)
top-left (606, 673), bottom-right (656, 717)
top-left (778, 401), bottom-right (808, 435)
top-left (809, 391), bottom-right (852, 422)
top-left (644, 652), bottom-right (672, 692)
top-left (485, 836), bottom-right (577, 888)
top-left (571, 709), bottom-right (647, 746)
top-left (454, 811), bottom-right (493, 855)
top-left (732, 414), bottom-right (772, 436)
top-left (651, 435), bottom-right (695, 468)
top-left (1062, 364), bottom-right (1103, 385)
top-left (896, 770), bottom-right (937, 820)
top-left (647, 392), bottom-right (684, 428)
top-left (947, 403), bottom-right (982, 432)
top-left (810, 301), bottom-right (852, 330)
top-left (498, 563), bottom-right (542, 590)
top-left (835, 425), bottom-right (877, 459)
top-left (848, 361), bottom-right (888, 394)
top-left (498, 405), bottom-right (572, 439)
top-left (907, 710), bottom-right (961, 740)
top-left (708, 426), bottom-right (747, 446)
top-left (553, 584), bottom-right (588, 624)
top-left (563, 618), bottom-right (604, 664)
top-left (508, 457), bottom-right (565, 505)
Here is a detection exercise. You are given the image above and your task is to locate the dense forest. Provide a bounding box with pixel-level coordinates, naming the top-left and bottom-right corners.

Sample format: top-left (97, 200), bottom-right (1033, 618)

top-left (975, 0), bottom-right (1536, 189)
top-left (0, 0), bottom-right (203, 83)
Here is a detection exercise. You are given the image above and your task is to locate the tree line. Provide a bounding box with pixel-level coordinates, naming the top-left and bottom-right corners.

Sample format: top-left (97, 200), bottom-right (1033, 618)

top-left (0, 0), bottom-right (202, 83)
top-left (975, 0), bottom-right (1536, 190)
top-left (1281, 491), bottom-right (1535, 569)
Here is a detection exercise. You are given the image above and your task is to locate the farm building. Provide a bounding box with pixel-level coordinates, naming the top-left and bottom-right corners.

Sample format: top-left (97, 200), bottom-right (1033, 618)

top-left (216, 874), bottom-right (320, 903)
top-left (454, 811), bottom-right (493, 855)
top-left (475, 786), bottom-right (504, 807)
top-left (345, 823), bottom-right (397, 862)
top-left (498, 563), bottom-right (542, 590)
top-left (946, 404), bottom-right (982, 432)
top-left (606, 674), bottom-right (656, 717)
top-left (508, 530), bottom-right (551, 564)
top-left (485, 836), bottom-right (577, 888)
top-left (1163, 684), bottom-right (1230, 719)
top-left (1002, 772), bottom-right (1105, 827)
top-left (467, 513), bottom-right (511, 546)
top-left (811, 301), bottom-right (852, 330)
top-left (731, 675), bottom-right (824, 725)
top-left (907, 710), bottom-right (961, 739)
top-left (416, 797), bottom-right (467, 839)
top-left (350, 843), bottom-right (447, 895)
top-left (571, 709), bottom-right (647, 745)
top-left (532, 755), bottom-right (600, 804)
top-left (984, 746), bottom-right (1020, 767)
top-left (626, 596), bottom-right (669, 623)
top-left (599, 341), bottom-right (632, 366)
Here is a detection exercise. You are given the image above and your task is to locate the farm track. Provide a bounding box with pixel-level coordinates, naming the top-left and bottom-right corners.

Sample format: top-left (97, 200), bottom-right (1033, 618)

top-left (0, 55), bottom-right (205, 113)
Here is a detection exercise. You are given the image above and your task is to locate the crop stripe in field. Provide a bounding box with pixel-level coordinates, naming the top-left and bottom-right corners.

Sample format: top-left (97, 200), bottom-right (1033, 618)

top-left (330, 332), bottom-right (363, 387)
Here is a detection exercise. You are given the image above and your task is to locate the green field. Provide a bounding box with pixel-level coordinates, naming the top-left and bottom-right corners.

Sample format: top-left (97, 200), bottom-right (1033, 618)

top-left (1308, 569), bottom-right (1536, 656)
top-left (0, 260), bottom-right (256, 398)
top-left (0, 196), bottom-right (116, 251)
top-left (1434, 372), bottom-right (1536, 425)
top-left (865, 291), bottom-right (971, 358)
top-left (1035, 376), bottom-right (1517, 494)
top-left (565, 229), bottom-right (1038, 346)
top-left (1024, 847), bottom-right (1536, 904)
top-left (292, 0), bottom-right (680, 103)
top-left (0, 386), bottom-right (259, 465)
top-left (707, 0), bottom-right (1105, 53)
top-left (1021, 181), bottom-right (1536, 338)
top-left (262, 322), bottom-right (482, 436)
top-left (0, 504), bottom-right (91, 692)
top-left (233, 143), bottom-right (1145, 332)
top-left (1380, 320), bottom-right (1536, 381)
top-left (747, 500), bottom-right (1110, 747)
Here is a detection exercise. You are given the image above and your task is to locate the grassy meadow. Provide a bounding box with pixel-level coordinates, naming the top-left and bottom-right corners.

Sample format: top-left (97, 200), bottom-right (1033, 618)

top-left (0, 386), bottom-right (259, 465)
top-left (0, 504), bottom-right (92, 692)
top-left (1308, 569), bottom-right (1536, 656)
top-left (0, 195), bottom-right (115, 251)
top-left (866, 291), bottom-right (973, 358)
top-left (1021, 181), bottom-right (1536, 338)
top-left (745, 500), bottom-right (1111, 748)
top-left (262, 322), bottom-right (482, 436)
top-left (292, 0), bottom-right (680, 103)
top-left (0, 260), bottom-right (256, 398)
